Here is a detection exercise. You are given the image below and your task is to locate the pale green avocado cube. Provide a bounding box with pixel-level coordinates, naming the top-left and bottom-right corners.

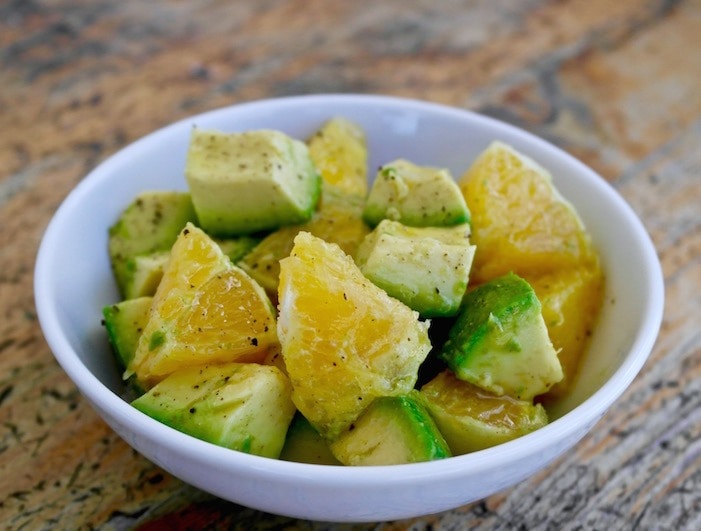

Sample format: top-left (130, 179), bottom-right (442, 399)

top-left (124, 251), bottom-right (170, 299)
top-left (363, 159), bottom-right (470, 227)
top-left (356, 220), bottom-right (475, 318)
top-left (102, 296), bottom-right (153, 370)
top-left (132, 362), bottom-right (296, 458)
top-left (439, 273), bottom-right (563, 401)
top-left (185, 129), bottom-right (321, 236)
top-left (330, 393), bottom-right (451, 466)
top-left (109, 191), bottom-right (198, 298)
top-left (279, 413), bottom-right (341, 465)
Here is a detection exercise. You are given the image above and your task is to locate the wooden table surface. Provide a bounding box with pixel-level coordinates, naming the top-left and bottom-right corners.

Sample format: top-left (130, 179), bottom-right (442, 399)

top-left (2, 1), bottom-right (700, 529)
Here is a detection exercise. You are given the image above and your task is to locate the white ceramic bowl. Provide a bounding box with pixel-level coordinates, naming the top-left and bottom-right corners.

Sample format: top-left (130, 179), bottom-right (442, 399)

top-left (34, 94), bottom-right (664, 522)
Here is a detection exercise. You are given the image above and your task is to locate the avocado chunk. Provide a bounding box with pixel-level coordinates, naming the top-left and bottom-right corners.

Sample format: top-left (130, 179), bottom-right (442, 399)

top-left (420, 370), bottom-right (548, 454)
top-left (279, 413), bottom-right (341, 465)
top-left (329, 393), bottom-right (451, 466)
top-left (185, 129), bottom-right (321, 236)
top-left (102, 296), bottom-right (153, 370)
top-left (132, 362), bottom-right (296, 458)
top-left (356, 220), bottom-right (475, 317)
top-left (124, 251), bottom-right (170, 299)
top-left (363, 159), bottom-right (470, 227)
top-left (439, 272), bottom-right (563, 401)
top-left (109, 191), bottom-right (198, 298)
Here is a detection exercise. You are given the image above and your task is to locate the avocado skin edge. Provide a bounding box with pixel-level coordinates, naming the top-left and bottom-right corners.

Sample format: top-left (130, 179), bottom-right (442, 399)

top-left (439, 272), bottom-right (540, 371)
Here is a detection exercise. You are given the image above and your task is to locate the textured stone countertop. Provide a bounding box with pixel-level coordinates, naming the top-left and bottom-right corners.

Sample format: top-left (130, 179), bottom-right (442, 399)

top-left (2, 1), bottom-right (700, 529)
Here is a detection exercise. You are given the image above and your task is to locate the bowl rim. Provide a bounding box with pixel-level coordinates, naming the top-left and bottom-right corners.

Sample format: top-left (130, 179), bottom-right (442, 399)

top-left (34, 93), bottom-right (665, 482)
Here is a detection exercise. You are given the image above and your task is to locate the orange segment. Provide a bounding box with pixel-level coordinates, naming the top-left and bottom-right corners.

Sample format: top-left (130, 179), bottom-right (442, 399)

top-left (277, 231), bottom-right (431, 439)
top-left (127, 222), bottom-right (277, 388)
top-left (529, 264), bottom-right (604, 399)
top-left (420, 370), bottom-right (548, 455)
top-left (459, 141), bottom-right (598, 283)
top-left (307, 117), bottom-right (368, 197)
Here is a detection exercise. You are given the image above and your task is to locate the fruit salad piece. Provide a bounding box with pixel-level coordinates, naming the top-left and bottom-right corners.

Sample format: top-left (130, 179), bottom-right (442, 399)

top-left (530, 264), bottom-right (604, 399)
top-left (109, 191), bottom-right (198, 299)
top-left (330, 393), bottom-right (451, 466)
top-left (132, 362), bottom-right (295, 458)
top-left (356, 220), bottom-right (475, 318)
top-left (420, 370), bottom-right (548, 455)
top-left (277, 231), bottom-right (432, 439)
top-left (103, 296), bottom-right (152, 370)
top-left (363, 159), bottom-right (470, 227)
top-left (185, 129), bottom-right (321, 236)
top-left (126, 223), bottom-right (278, 388)
top-left (439, 273), bottom-right (563, 401)
top-left (279, 413), bottom-right (341, 465)
top-left (307, 117), bottom-right (368, 197)
top-left (458, 141), bottom-right (599, 283)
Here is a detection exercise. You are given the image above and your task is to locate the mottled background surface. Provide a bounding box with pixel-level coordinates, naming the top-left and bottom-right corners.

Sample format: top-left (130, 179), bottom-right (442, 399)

top-left (1, 1), bottom-right (700, 529)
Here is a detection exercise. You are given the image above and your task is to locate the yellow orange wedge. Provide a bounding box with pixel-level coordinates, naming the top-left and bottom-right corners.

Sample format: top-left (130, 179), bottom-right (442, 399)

top-left (307, 117), bottom-right (368, 197)
top-left (127, 222), bottom-right (278, 388)
top-left (530, 265), bottom-right (604, 399)
top-left (277, 231), bottom-right (431, 439)
top-left (420, 370), bottom-right (548, 455)
top-left (459, 141), bottom-right (599, 283)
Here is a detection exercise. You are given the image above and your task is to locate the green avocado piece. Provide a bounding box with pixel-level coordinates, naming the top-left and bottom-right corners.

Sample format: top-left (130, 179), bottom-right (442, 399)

top-left (131, 362), bottom-right (296, 458)
top-left (185, 129), bottom-right (321, 237)
top-left (279, 413), bottom-right (341, 465)
top-left (363, 159), bottom-right (470, 227)
top-left (123, 251), bottom-right (170, 300)
top-left (439, 272), bottom-right (563, 401)
top-left (329, 393), bottom-right (451, 466)
top-left (356, 220), bottom-right (475, 317)
top-left (109, 191), bottom-right (198, 299)
top-left (102, 296), bottom-right (153, 370)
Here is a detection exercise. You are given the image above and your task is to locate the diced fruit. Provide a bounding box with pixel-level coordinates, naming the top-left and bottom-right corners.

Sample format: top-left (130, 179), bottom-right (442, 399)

top-left (102, 296), bottom-right (152, 370)
top-left (126, 223), bottom-right (277, 388)
top-left (185, 129), bottom-right (321, 236)
top-left (330, 393), bottom-right (451, 466)
top-left (356, 220), bottom-right (475, 318)
top-left (458, 141), bottom-right (598, 283)
top-left (108, 191), bottom-right (197, 298)
top-left (307, 117), bottom-right (368, 197)
top-left (239, 184), bottom-right (370, 298)
top-left (439, 273), bottom-right (563, 401)
top-left (132, 362), bottom-right (296, 458)
top-left (124, 251), bottom-right (170, 299)
top-left (277, 231), bottom-right (431, 439)
top-left (420, 370), bottom-right (548, 454)
top-left (279, 413), bottom-right (341, 465)
top-left (529, 264), bottom-right (604, 399)
top-left (363, 159), bottom-right (470, 227)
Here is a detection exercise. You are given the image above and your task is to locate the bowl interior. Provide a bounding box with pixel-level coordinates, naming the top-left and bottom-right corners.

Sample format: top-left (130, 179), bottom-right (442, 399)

top-left (34, 94), bottom-right (663, 519)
